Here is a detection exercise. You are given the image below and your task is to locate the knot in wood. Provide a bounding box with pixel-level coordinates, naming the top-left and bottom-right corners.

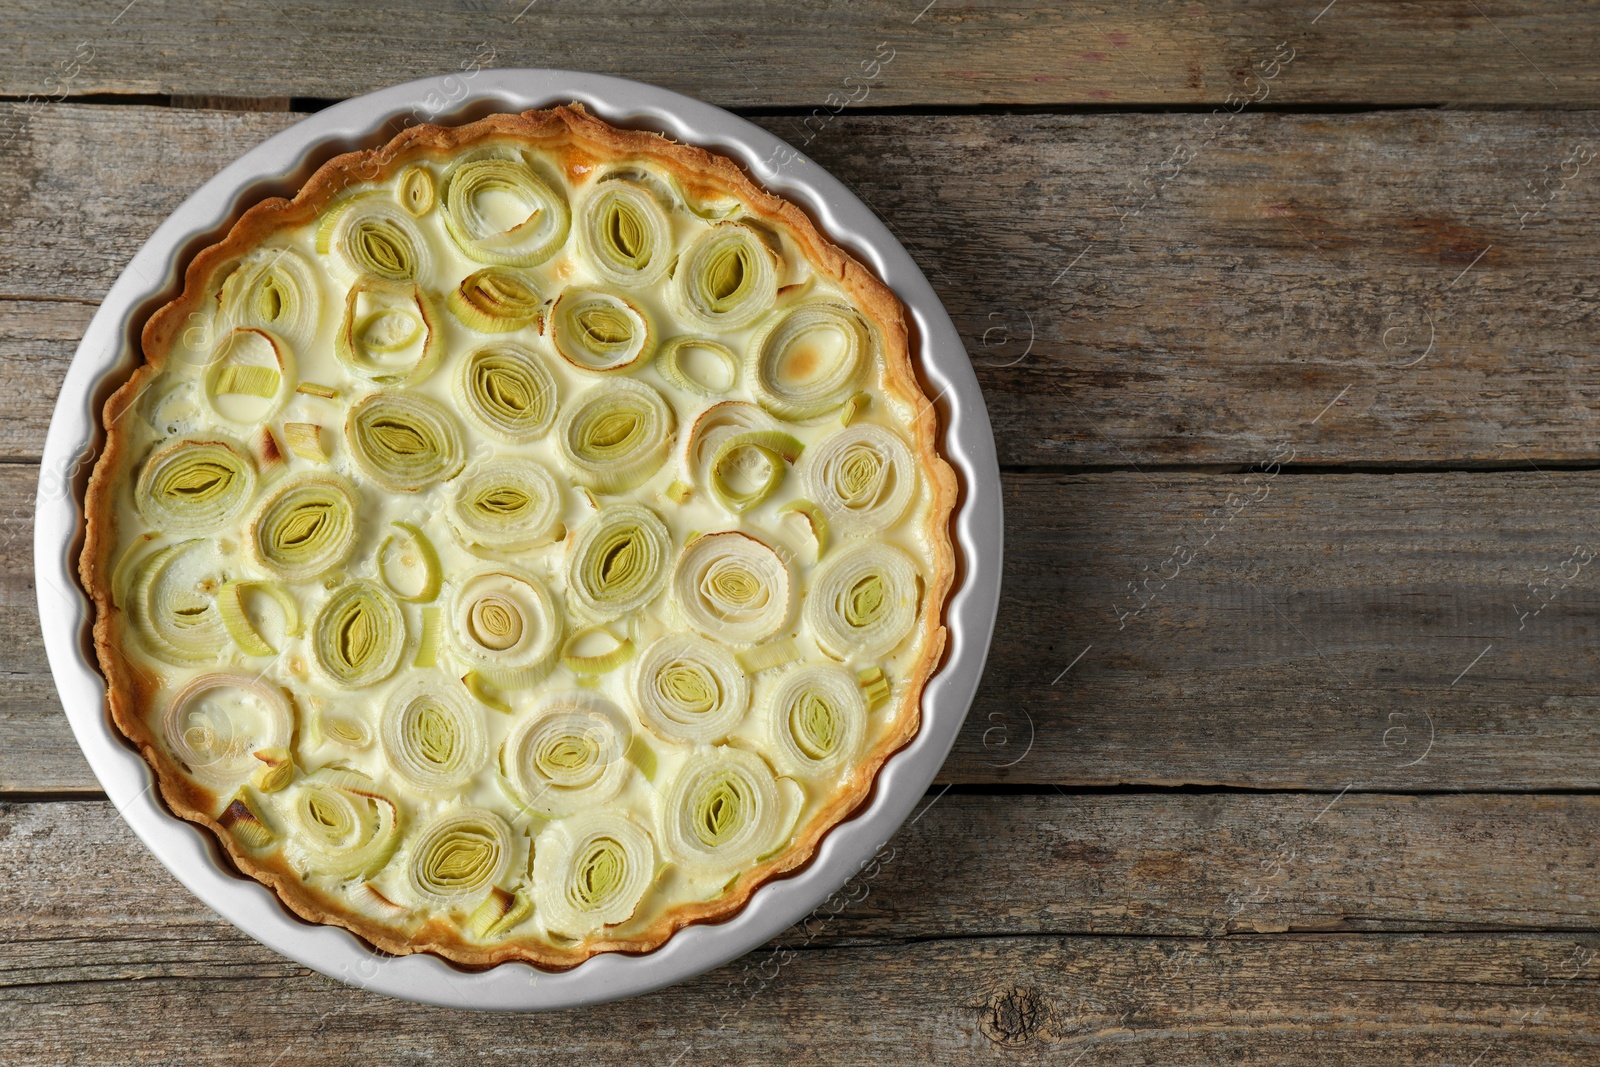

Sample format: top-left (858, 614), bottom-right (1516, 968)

top-left (981, 985), bottom-right (1045, 1047)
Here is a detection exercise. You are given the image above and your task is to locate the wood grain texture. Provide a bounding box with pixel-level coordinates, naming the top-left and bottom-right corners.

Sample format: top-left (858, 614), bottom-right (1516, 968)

top-left (2, 0), bottom-right (1598, 107)
top-left (2, 797), bottom-right (1599, 1064)
top-left (10, 463), bottom-right (1600, 792)
top-left (6, 105), bottom-right (1600, 465)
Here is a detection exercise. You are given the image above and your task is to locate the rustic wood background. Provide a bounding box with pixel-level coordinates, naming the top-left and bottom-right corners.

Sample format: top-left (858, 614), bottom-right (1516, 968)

top-left (6, 1), bottom-right (1600, 1062)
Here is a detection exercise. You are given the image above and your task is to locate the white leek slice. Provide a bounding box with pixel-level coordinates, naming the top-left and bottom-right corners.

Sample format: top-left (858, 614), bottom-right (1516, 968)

top-left (134, 435), bottom-right (257, 536)
top-left (549, 287), bottom-right (656, 374)
top-left (748, 301), bottom-right (869, 421)
top-left (448, 267), bottom-right (544, 333)
top-left (656, 745), bottom-right (784, 872)
top-left (204, 327), bottom-right (297, 426)
top-left (319, 193), bottom-right (432, 282)
top-left (344, 391), bottom-right (465, 491)
top-left (659, 336), bottom-right (738, 397)
top-left (311, 581), bottom-right (406, 689)
top-left (129, 539), bottom-right (232, 665)
top-left (555, 379), bottom-right (675, 493)
top-left (335, 276), bottom-right (442, 386)
top-left (444, 565), bottom-right (563, 689)
top-left (454, 342), bottom-right (558, 444)
top-left (565, 503), bottom-right (672, 623)
top-left (576, 180), bottom-right (673, 288)
top-left (160, 672), bottom-right (293, 790)
top-left (380, 678), bottom-right (488, 797)
top-left (803, 541), bottom-right (920, 661)
top-left (632, 632), bottom-right (750, 744)
top-left (500, 691), bottom-right (632, 818)
top-left (245, 472), bottom-right (359, 583)
top-left (671, 531), bottom-right (792, 646)
top-left (441, 152), bottom-right (569, 266)
top-left (801, 423), bottom-right (915, 536)
top-left (533, 811), bottom-right (655, 937)
top-left (672, 222), bottom-right (779, 331)
top-left (218, 247), bottom-right (322, 352)
top-left (763, 663), bottom-right (867, 777)
top-left (284, 766), bottom-right (402, 881)
top-left (447, 457), bottom-right (563, 552)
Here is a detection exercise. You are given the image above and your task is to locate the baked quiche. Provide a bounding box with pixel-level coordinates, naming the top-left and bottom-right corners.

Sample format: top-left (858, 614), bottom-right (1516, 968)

top-left (80, 105), bottom-right (957, 968)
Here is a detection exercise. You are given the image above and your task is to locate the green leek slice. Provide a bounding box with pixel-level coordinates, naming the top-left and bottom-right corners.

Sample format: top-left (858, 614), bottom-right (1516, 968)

top-left (344, 391), bottom-right (465, 491)
top-left (380, 678), bottom-right (488, 797)
top-left (446, 457), bottom-right (563, 552)
top-left (564, 503), bottom-right (672, 623)
top-left (217, 579), bottom-right (301, 657)
top-left (801, 423), bottom-right (915, 536)
top-left (672, 222), bottom-right (779, 331)
top-left (671, 530), bottom-right (792, 646)
top-left (453, 342), bottom-right (558, 445)
top-left (549, 287), bottom-right (656, 374)
top-left (448, 267), bottom-right (544, 333)
top-left (560, 626), bottom-right (635, 676)
top-left (803, 541), bottom-right (920, 661)
top-left (857, 665), bottom-right (892, 710)
top-left (656, 745), bottom-right (784, 872)
top-left (748, 301), bottom-right (869, 421)
top-left (469, 886), bottom-right (535, 939)
top-left (441, 153), bottom-right (569, 266)
top-left (335, 276), bottom-right (442, 386)
top-left (160, 672), bottom-right (293, 790)
top-left (283, 422), bottom-right (328, 464)
top-left (203, 327), bottom-right (296, 426)
top-left (576, 180), bottom-right (673, 288)
top-left (134, 435), bottom-right (256, 536)
top-left (499, 691), bottom-right (632, 818)
top-left (312, 581), bottom-right (406, 689)
top-left (737, 637), bottom-right (801, 674)
top-left (708, 431), bottom-right (803, 514)
top-left (245, 472), bottom-right (359, 583)
top-left (404, 806), bottom-right (514, 910)
top-left (445, 565), bottom-right (563, 689)
top-left (764, 663), bottom-right (867, 776)
top-left (555, 379), bottom-right (675, 493)
top-left (533, 811), bottom-right (655, 937)
top-left (378, 520), bottom-right (442, 604)
top-left (284, 766), bottom-right (402, 881)
top-left (631, 633), bottom-right (750, 744)
top-left (397, 165), bottom-right (436, 217)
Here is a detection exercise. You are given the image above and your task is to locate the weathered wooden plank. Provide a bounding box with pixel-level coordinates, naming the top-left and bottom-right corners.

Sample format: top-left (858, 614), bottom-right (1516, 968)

top-left (7, 793), bottom-right (1600, 945)
top-left (7, 105), bottom-right (1600, 465)
top-left (11, 464), bottom-right (1600, 792)
top-left (3, 0), bottom-right (1599, 107)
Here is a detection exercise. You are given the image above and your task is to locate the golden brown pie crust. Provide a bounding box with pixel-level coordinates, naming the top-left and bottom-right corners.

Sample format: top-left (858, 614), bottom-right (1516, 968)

top-left (80, 105), bottom-right (958, 968)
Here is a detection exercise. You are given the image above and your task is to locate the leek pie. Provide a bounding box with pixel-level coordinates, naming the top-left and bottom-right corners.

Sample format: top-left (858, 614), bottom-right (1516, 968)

top-left (80, 106), bottom-right (957, 967)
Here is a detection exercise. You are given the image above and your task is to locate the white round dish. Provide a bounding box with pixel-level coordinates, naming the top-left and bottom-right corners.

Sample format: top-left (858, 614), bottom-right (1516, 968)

top-left (34, 69), bottom-right (1002, 1010)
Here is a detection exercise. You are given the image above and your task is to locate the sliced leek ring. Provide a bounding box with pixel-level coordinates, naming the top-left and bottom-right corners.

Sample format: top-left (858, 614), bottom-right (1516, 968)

top-left (448, 267), bottom-right (544, 334)
top-left (803, 541), bottom-right (920, 661)
top-left (501, 690), bottom-right (632, 818)
top-left (335, 276), bottom-right (442, 386)
top-left (656, 745), bottom-right (784, 872)
top-left (763, 663), bottom-right (867, 777)
top-left (445, 565), bottom-right (563, 689)
top-left (801, 423), bottom-right (915, 536)
top-left (129, 539), bottom-right (232, 665)
top-left (681, 401), bottom-right (775, 491)
top-left (397, 165), bottom-right (436, 217)
top-left (447, 457), bottom-right (564, 553)
top-left (671, 531), bottom-right (792, 646)
top-left (576, 180), bottom-right (673, 288)
top-left (565, 503), bottom-right (672, 623)
top-left (549, 287), bottom-right (656, 374)
top-left (284, 766), bottom-right (403, 881)
top-left (533, 811), bottom-right (655, 938)
top-left (134, 435), bottom-right (257, 536)
top-left (319, 193), bottom-right (432, 282)
top-left (555, 379), bottom-right (675, 493)
top-left (218, 247), bottom-right (322, 352)
top-left (441, 152), bottom-right (570, 266)
top-left (659, 336), bottom-right (738, 397)
top-left (203, 327), bottom-right (296, 426)
top-left (160, 672), bottom-right (293, 790)
top-left (344, 391), bottom-right (465, 491)
top-left (380, 678), bottom-right (488, 797)
top-left (672, 222), bottom-right (779, 331)
top-left (748, 301), bottom-right (869, 421)
top-left (632, 633), bottom-right (750, 744)
top-left (454, 342), bottom-right (558, 445)
top-left (708, 431), bottom-right (803, 514)
top-left (404, 806), bottom-right (514, 910)
top-left (312, 581), bottom-right (406, 689)
top-left (245, 473), bottom-right (359, 583)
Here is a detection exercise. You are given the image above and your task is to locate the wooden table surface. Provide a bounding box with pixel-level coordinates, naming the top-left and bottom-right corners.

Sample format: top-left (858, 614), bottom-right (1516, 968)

top-left (7, 1), bottom-right (1600, 1062)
